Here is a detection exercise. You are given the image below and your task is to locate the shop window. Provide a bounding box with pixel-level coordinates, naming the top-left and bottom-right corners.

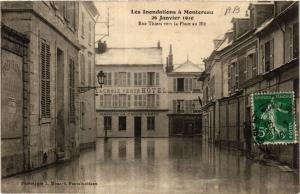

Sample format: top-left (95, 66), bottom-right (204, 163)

top-left (119, 116), bottom-right (127, 131)
top-left (40, 40), bottom-right (51, 118)
top-left (147, 117), bottom-right (155, 130)
top-left (104, 116), bottom-right (112, 131)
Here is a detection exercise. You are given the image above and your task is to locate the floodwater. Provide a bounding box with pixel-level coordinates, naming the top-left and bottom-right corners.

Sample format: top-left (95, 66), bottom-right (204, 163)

top-left (2, 138), bottom-right (299, 194)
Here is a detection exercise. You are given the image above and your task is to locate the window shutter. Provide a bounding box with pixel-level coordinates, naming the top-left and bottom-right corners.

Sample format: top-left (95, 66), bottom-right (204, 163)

top-left (127, 72), bottom-right (131, 86)
top-left (188, 78), bottom-right (192, 91)
top-left (143, 72), bottom-right (147, 86)
top-left (134, 95), bottom-right (137, 107)
top-left (40, 41), bottom-right (51, 118)
top-left (100, 95), bottom-right (103, 107)
top-left (134, 73), bottom-right (137, 86)
top-left (184, 78), bottom-right (188, 92)
top-left (155, 72), bottom-right (159, 86)
top-left (270, 38), bottom-right (274, 70)
top-left (253, 52), bottom-right (257, 77)
top-left (173, 100), bottom-right (176, 113)
top-left (156, 95), bottom-right (159, 107)
top-left (127, 95), bottom-right (131, 107)
top-left (69, 59), bottom-right (75, 122)
top-left (260, 44), bottom-right (265, 73)
top-left (173, 78), bottom-right (177, 92)
top-left (114, 72), bottom-right (118, 86)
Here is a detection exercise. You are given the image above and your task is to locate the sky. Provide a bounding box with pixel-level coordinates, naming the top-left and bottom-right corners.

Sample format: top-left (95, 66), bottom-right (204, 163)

top-left (94, 1), bottom-right (250, 66)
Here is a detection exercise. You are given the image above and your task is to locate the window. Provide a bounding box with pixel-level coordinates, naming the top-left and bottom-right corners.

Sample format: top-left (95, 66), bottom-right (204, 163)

top-left (147, 94), bottom-right (155, 108)
top-left (246, 53), bottom-right (257, 79)
top-left (147, 117), bottom-right (155, 130)
top-left (177, 78), bottom-right (184, 92)
top-left (104, 116), bottom-right (112, 131)
top-left (69, 58), bottom-right (75, 122)
top-left (99, 95), bottom-right (104, 107)
top-left (134, 72), bottom-right (143, 86)
top-left (113, 95), bottom-right (118, 107)
top-left (81, 12), bottom-right (85, 37)
top-left (80, 53), bottom-right (85, 85)
top-left (40, 40), bottom-right (51, 118)
top-left (119, 94), bottom-right (127, 108)
top-left (119, 116), bottom-right (126, 131)
top-left (192, 78), bottom-right (201, 92)
top-left (115, 72), bottom-right (127, 87)
top-left (147, 72), bottom-right (155, 86)
top-left (185, 100), bottom-right (193, 113)
top-left (262, 39), bottom-right (274, 72)
top-left (104, 94), bottom-right (112, 107)
top-left (173, 100), bottom-right (184, 113)
top-left (104, 72), bottom-right (112, 86)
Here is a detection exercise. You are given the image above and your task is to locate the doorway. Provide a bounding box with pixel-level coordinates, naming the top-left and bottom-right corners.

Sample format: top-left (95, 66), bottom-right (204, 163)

top-left (134, 117), bottom-right (141, 137)
top-left (184, 121), bottom-right (194, 136)
top-left (56, 48), bottom-right (65, 152)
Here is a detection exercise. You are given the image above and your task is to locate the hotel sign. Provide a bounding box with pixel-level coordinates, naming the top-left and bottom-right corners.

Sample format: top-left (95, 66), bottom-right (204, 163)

top-left (97, 87), bottom-right (167, 94)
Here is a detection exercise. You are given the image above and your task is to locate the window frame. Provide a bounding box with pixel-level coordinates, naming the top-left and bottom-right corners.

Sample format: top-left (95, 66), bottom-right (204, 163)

top-left (118, 116), bottom-right (127, 131)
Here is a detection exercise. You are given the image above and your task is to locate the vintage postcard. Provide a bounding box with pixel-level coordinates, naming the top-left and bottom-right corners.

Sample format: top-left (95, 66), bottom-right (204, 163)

top-left (1, 1), bottom-right (299, 194)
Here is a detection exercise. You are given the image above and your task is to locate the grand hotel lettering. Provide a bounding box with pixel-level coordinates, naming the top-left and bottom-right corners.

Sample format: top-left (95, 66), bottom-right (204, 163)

top-left (97, 87), bottom-right (167, 94)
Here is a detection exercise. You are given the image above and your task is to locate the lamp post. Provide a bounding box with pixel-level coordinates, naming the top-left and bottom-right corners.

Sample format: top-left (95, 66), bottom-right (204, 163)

top-left (96, 70), bottom-right (108, 141)
top-left (96, 70), bottom-right (106, 88)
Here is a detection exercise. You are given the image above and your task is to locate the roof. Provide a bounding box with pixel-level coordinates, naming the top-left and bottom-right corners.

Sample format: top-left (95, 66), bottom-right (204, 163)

top-left (172, 59), bottom-right (204, 73)
top-left (95, 47), bottom-right (162, 65)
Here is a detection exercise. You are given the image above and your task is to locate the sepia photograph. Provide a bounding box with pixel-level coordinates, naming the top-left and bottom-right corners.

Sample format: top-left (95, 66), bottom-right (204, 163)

top-left (0, 0), bottom-right (299, 193)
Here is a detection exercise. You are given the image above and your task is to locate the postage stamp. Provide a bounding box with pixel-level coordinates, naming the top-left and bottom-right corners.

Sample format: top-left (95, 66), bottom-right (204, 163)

top-left (251, 92), bottom-right (297, 145)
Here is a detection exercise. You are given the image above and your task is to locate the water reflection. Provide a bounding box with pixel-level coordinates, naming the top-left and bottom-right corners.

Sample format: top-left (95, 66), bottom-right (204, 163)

top-left (2, 137), bottom-right (299, 194)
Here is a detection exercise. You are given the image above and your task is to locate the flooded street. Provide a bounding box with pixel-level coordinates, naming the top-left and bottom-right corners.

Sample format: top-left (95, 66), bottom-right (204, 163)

top-left (2, 137), bottom-right (299, 194)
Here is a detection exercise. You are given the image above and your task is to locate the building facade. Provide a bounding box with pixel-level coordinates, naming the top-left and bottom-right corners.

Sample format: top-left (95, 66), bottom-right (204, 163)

top-left (95, 43), bottom-right (169, 137)
top-left (78, 2), bottom-right (99, 149)
top-left (1, 1), bottom-right (81, 177)
top-left (166, 46), bottom-right (203, 136)
top-left (200, 1), bottom-right (299, 168)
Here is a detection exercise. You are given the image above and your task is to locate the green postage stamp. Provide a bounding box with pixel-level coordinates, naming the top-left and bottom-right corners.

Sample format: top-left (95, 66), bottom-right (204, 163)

top-left (251, 92), bottom-right (297, 145)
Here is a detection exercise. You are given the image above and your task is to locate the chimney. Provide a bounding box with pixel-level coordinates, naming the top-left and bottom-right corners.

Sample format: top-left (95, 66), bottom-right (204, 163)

top-left (98, 40), bottom-right (107, 53)
top-left (166, 44), bottom-right (173, 72)
top-left (157, 40), bottom-right (161, 48)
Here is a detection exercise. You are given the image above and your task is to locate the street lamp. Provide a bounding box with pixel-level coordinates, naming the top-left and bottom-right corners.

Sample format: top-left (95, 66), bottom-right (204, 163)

top-left (97, 70), bottom-right (106, 88)
top-left (96, 70), bottom-right (108, 141)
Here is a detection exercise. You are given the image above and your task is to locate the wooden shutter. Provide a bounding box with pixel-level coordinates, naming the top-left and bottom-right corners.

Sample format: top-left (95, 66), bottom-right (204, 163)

top-left (69, 59), bottom-right (75, 122)
top-left (253, 52), bottom-right (257, 77)
top-left (260, 44), bottom-right (265, 73)
top-left (188, 78), bottom-right (192, 91)
top-left (184, 78), bottom-right (188, 92)
top-left (127, 95), bottom-right (131, 107)
top-left (173, 100), bottom-right (177, 113)
top-left (40, 41), bottom-right (51, 118)
top-left (143, 72), bottom-right (147, 86)
top-left (114, 72), bottom-right (118, 86)
top-left (173, 78), bottom-right (177, 92)
top-left (270, 38), bottom-right (274, 70)
top-left (134, 73), bottom-right (137, 86)
top-left (155, 72), bottom-right (159, 86)
top-left (156, 95), bottom-right (159, 107)
top-left (127, 72), bottom-right (131, 86)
